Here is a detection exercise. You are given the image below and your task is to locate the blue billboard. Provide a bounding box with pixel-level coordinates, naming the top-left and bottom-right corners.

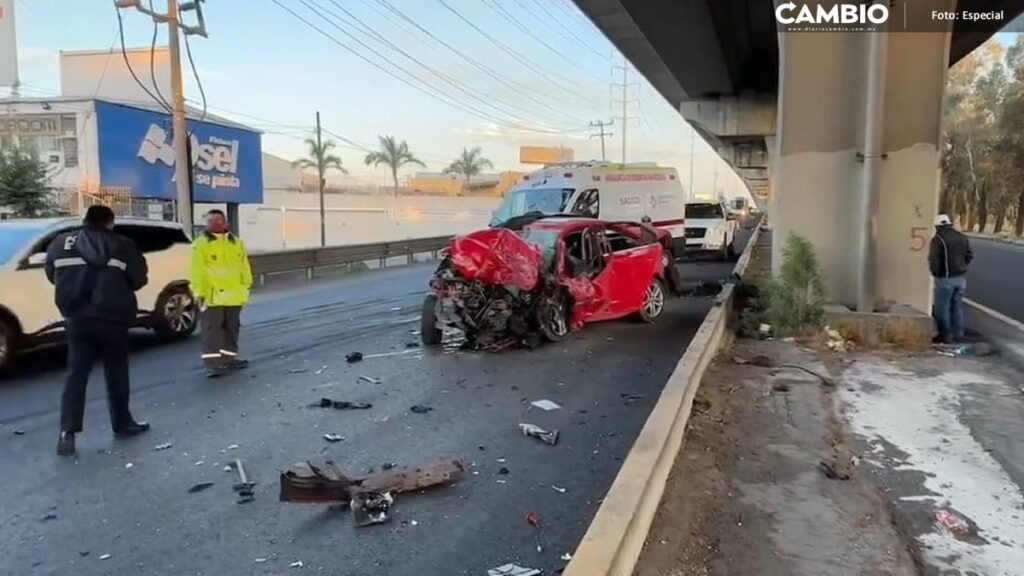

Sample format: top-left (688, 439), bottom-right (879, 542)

top-left (95, 100), bottom-right (263, 204)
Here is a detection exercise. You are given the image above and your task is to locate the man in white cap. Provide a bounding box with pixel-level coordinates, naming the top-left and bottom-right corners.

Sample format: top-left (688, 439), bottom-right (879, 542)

top-left (928, 214), bottom-right (972, 344)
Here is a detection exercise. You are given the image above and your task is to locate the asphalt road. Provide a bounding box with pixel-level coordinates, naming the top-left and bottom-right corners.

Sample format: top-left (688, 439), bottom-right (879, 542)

top-left (0, 244), bottom-right (745, 576)
top-left (966, 238), bottom-right (1024, 323)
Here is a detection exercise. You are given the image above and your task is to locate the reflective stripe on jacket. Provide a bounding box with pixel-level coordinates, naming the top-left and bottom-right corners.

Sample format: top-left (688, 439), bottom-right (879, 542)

top-left (190, 232), bottom-right (252, 306)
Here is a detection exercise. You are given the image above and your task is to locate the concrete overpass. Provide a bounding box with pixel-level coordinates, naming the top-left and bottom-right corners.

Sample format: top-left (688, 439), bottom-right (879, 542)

top-left (574, 0), bottom-right (1024, 313)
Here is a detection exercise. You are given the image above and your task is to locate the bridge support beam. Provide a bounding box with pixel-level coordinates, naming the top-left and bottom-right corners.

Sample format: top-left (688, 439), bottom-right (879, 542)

top-left (772, 12), bottom-right (954, 313)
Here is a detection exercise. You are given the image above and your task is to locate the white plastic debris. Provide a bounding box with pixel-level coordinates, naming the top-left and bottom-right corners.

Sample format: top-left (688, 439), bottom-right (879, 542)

top-left (254, 558), bottom-right (268, 564)
top-left (99, 554), bottom-right (112, 560)
top-left (323, 433), bottom-right (344, 443)
top-left (315, 366), bottom-right (328, 375)
top-left (358, 375), bottom-right (381, 384)
top-left (551, 485), bottom-right (567, 494)
top-left (530, 399), bottom-right (561, 411)
top-left (289, 560), bottom-right (304, 568)
top-left (226, 444), bottom-right (240, 451)
top-left (488, 564), bottom-right (540, 576)
top-left (561, 553), bottom-right (573, 561)
top-left (124, 463), bottom-right (134, 470)
top-left (153, 442), bottom-right (173, 451)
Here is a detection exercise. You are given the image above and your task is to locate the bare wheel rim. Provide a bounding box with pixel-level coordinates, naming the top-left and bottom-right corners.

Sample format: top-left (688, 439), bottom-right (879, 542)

top-left (164, 292), bottom-right (196, 333)
top-left (547, 299), bottom-right (568, 337)
top-left (643, 281), bottom-right (665, 318)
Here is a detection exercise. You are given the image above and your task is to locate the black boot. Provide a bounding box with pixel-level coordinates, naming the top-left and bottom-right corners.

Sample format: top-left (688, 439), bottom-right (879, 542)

top-left (57, 432), bottom-right (76, 457)
top-left (114, 421), bottom-right (150, 438)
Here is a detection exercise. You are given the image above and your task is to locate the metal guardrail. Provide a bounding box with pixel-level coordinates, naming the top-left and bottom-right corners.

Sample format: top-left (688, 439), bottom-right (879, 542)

top-left (248, 235), bottom-right (453, 285)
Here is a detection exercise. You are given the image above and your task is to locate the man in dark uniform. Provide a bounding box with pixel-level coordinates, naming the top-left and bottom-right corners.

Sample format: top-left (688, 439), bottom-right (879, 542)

top-left (928, 213), bottom-right (973, 344)
top-left (45, 206), bottom-right (151, 457)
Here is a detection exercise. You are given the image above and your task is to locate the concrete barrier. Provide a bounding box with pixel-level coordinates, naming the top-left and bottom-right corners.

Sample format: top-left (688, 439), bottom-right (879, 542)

top-left (564, 225), bottom-right (762, 576)
top-left (965, 298), bottom-right (1024, 370)
top-left (965, 232), bottom-right (1024, 246)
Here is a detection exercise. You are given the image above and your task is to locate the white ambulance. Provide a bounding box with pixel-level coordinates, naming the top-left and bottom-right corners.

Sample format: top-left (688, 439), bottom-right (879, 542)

top-left (491, 161), bottom-right (688, 254)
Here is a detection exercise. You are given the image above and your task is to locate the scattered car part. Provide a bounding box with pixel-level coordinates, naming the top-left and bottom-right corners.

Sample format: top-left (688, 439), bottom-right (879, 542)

top-left (519, 422), bottom-right (559, 446)
top-left (421, 294), bottom-right (444, 346)
top-left (551, 485), bottom-right (567, 493)
top-left (530, 399), bottom-right (561, 411)
top-left (153, 442), bottom-right (173, 451)
top-left (323, 433), bottom-right (344, 443)
top-left (188, 482), bottom-right (215, 493)
top-left (315, 398), bottom-right (372, 410)
top-left (524, 511), bottom-right (543, 528)
top-left (346, 352), bottom-right (363, 363)
top-left (351, 491), bottom-right (393, 527)
top-left (357, 375), bottom-right (380, 384)
top-left (231, 460), bottom-right (256, 504)
top-left (488, 564), bottom-right (541, 576)
top-left (410, 405), bottom-right (433, 414)
top-left (279, 458), bottom-right (466, 503)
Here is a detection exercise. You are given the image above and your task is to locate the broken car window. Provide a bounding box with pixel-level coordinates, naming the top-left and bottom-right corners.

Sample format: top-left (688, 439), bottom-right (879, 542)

top-left (571, 189), bottom-right (600, 218)
top-left (519, 227), bottom-right (561, 267)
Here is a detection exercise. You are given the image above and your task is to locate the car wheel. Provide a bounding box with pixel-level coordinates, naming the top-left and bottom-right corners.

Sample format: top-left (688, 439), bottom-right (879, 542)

top-left (638, 279), bottom-right (666, 323)
top-left (0, 318), bottom-right (15, 368)
top-left (540, 293), bottom-right (570, 342)
top-left (154, 284), bottom-right (198, 339)
top-left (726, 240), bottom-right (738, 261)
top-left (421, 294), bottom-right (443, 346)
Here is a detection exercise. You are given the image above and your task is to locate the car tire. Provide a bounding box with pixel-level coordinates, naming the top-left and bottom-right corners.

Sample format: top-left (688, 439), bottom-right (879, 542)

top-left (421, 294), bottom-right (443, 346)
top-left (637, 279), bottom-right (667, 323)
top-left (539, 292), bottom-right (571, 342)
top-left (153, 284), bottom-right (198, 339)
top-left (0, 318), bottom-right (15, 369)
top-left (726, 239), bottom-right (738, 261)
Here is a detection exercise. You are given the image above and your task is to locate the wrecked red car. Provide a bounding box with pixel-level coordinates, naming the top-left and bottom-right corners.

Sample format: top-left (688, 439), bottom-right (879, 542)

top-left (421, 215), bottom-right (682, 348)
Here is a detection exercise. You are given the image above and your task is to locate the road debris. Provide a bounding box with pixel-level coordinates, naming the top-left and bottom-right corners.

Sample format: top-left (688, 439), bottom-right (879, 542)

top-left (124, 462), bottom-right (134, 470)
top-left (525, 511), bottom-right (543, 528)
top-left (410, 404), bottom-right (433, 414)
top-left (772, 381), bottom-right (791, 392)
top-left (254, 558), bottom-right (268, 564)
top-left (561, 553), bottom-right (573, 561)
top-left (231, 460), bottom-right (256, 504)
top-left (323, 433), bottom-right (344, 443)
top-left (188, 482), bottom-right (215, 494)
top-left (153, 442), bottom-right (173, 451)
top-left (226, 444), bottom-right (240, 451)
top-left (79, 551), bottom-right (90, 557)
top-left (315, 398), bottom-right (373, 410)
top-left (824, 325), bottom-right (850, 353)
top-left (488, 564), bottom-right (541, 576)
top-left (358, 375), bottom-right (380, 384)
top-left (351, 491), bottom-right (393, 527)
top-left (620, 393), bottom-right (646, 403)
top-left (934, 505), bottom-right (977, 540)
top-left (381, 462), bottom-right (396, 471)
top-left (551, 484), bottom-right (567, 493)
top-left (819, 460), bottom-right (850, 481)
top-left (99, 554), bottom-right (112, 560)
top-left (289, 368), bottom-right (309, 374)
top-left (41, 511), bottom-right (58, 521)
top-left (530, 399), bottom-right (561, 411)
top-left (346, 352), bottom-right (364, 363)
top-left (289, 560), bottom-right (304, 568)
top-left (315, 365), bottom-right (328, 375)
top-left (519, 422), bottom-right (559, 446)
top-left (279, 458), bottom-right (465, 503)
top-left (13, 429), bottom-right (25, 436)
top-left (498, 467), bottom-right (510, 475)
top-left (405, 341), bottom-right (420, 348)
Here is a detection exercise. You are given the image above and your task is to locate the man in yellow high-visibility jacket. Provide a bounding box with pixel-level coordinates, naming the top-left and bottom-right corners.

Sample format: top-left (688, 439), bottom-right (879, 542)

top-left (190, 209), bottom-right (252, 377)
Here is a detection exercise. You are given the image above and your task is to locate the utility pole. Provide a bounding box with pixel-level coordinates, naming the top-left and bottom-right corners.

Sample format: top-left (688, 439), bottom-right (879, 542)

top-left (610, 56), bottom-right (638, 165)
top-left (316, 111), bottom-right (326, 247)
top-left (588, 119), bottom-right (613, 162)
top-left (114, 0), bottom-right (207, 235)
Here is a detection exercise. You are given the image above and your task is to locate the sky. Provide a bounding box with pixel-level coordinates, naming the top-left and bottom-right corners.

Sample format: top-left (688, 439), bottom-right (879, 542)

top-left (3, 0), bottom-right (748, 197)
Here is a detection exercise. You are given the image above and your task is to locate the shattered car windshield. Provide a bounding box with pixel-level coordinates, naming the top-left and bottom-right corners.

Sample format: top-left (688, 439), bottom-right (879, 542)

top-left (490, 188), bottom-right (574, 225)
top-left (519, 227), bottom-right (561, 266)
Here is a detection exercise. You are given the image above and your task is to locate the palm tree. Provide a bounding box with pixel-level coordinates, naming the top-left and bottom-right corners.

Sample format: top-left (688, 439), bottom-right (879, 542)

top-left (444, 147), bottom-right (494, 188)
top-left (364, 135), bottom-right (425, 196)
top-left (293, 138), bottom-right (347, 246)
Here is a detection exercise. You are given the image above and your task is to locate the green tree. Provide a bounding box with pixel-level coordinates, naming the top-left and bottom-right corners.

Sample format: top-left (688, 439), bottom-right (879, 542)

top-left (364, 135), bottom-right (425, 196)
top-left (764, 233), bottom-right (826, 335)
top-left (443, 146), bottom-right (494, 187)
top-left (0, 148), bottom-right (53, 217)
top-left (292, 137), bottom-right (348, 184)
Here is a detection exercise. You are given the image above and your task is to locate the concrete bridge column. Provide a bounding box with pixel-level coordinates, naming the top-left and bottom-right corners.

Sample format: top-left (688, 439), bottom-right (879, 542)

top-left (772, 10), bottom-right (954, 313)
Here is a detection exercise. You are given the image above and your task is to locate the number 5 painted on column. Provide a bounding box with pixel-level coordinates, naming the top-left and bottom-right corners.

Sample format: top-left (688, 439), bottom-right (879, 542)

top-left (910, 227), bottom-right (928, 251)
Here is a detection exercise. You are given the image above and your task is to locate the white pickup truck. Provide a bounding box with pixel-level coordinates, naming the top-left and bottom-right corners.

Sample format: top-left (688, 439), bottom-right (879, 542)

top-left (683, 200), bottom-right (738, 260)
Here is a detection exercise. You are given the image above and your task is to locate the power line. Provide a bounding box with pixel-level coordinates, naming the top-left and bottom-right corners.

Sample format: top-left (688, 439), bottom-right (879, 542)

top-left (180, 4), bottom-right (207, 124)
top-left (589, 119), bottom-right (613, 162)
top-left (519, 0), bottom-right (608, 59)
top-left (114, 3), bottom-right (172, 113)
top-left (612, 57), bottom-right (640, 163)
top-left (316, 0), bottom-right (575, 132)
top-left (147, 0), bottom-right (173, 112)
top-left (364, 0), bottom-right (589, 126)
top-left (481, 0), bottom-right (601, 79)
top-left (435, 0), bottom-right (600, 105)
top-left (270, 0), bottom-right (573, 134)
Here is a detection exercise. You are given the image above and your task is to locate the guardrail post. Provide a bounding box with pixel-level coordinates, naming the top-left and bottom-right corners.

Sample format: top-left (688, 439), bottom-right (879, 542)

top-left (306, 267), bottom-right (313, 280)
top-left (407, 252), bottom-right (414, 265)
top-left (259, 273), bottom-right (266, 287)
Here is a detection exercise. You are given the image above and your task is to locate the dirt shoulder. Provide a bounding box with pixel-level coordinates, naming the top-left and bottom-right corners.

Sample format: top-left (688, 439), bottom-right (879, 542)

top-left (633, 339), bottom-right (918, 576)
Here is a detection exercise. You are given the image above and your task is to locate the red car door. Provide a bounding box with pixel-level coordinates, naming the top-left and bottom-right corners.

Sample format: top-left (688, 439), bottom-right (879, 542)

top-left (601, 228), bottom-right (663, 319)
top-left (563, 227), bottom-right (612, 325)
